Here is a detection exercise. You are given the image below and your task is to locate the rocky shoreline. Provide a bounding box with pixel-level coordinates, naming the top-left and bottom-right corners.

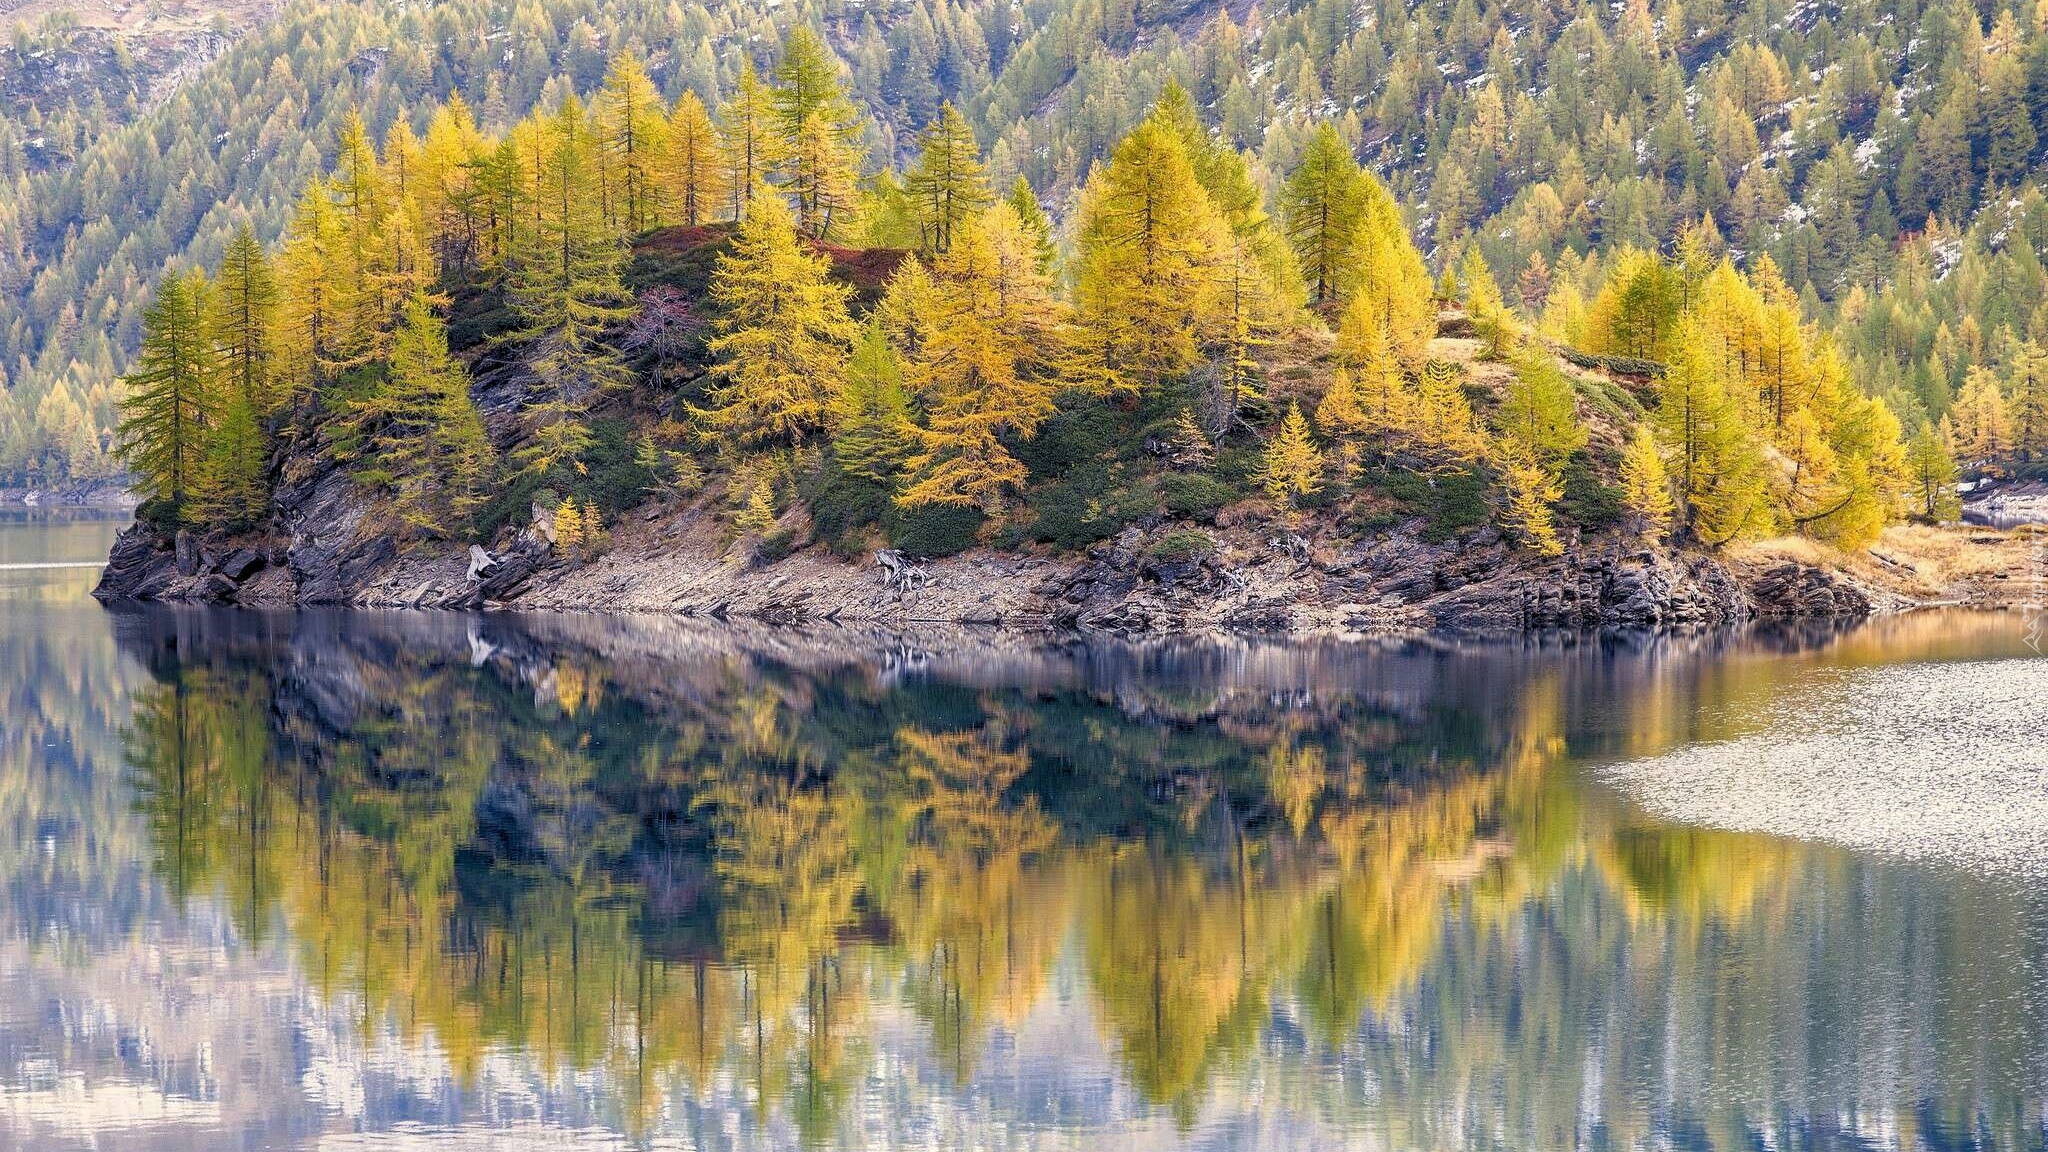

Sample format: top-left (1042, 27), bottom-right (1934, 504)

top-left (97, 469), bottom-right (1974, 636)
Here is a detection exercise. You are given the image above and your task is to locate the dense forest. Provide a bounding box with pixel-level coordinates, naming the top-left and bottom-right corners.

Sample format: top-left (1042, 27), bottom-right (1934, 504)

top-left (4, 0), bottom-right (2047, 502)
top-left (6, 0), bottom-right (2046, 566)
top-left (93, 18), bottom-right (1972, 566)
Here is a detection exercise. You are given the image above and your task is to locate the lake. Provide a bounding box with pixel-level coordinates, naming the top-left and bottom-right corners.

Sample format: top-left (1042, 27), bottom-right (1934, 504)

top-left (2, 509), bottom-right (2044, 1151)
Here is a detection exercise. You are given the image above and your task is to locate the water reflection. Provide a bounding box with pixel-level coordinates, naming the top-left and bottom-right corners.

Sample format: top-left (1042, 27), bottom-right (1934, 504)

top-left (9, 606), bottom-right (2016, 1150)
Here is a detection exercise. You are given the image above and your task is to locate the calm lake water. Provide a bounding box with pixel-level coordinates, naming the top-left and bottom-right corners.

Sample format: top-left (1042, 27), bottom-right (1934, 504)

top-left (2, 509), bottom-right (2045, 1151)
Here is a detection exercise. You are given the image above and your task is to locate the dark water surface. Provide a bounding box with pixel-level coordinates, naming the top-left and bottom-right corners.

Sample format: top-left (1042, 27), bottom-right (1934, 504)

top-left (1, 510), bottom-right (2044, 1151)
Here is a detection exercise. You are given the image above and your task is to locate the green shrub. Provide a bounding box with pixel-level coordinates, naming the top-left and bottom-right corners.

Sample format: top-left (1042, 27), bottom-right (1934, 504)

top-left (1371, 466), bottom-right (1490, 543)
top-left (756, 526), bottom-right (802, 563)
top-left (805, 455), bottom-right (892, 556)
top-left (1557, 454), bottom-right (1625, 529)
top-left (1027, 461), bottom-right (1156, 549)
top-left (1015, 397), bottom-right (1136, 479)
top-left (886, 501), bottom-right (983, 557)
top-left (1159, 472), bottom-right (1236, 522)
top-left (474, 469), bottom-right (546, 541)
top-left (1148, 529), bottom-right (1215, 562)
top-left (579, 419), bottom-right (658, 515)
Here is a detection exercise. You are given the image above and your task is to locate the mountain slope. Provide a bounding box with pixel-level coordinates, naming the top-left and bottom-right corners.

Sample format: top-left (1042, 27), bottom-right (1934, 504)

top-left (5, 0), bottom-right (2048, 486)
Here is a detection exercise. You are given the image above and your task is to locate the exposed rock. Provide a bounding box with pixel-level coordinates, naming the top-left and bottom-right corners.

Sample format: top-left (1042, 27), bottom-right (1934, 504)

top-left (218, 547), bottom-right (266, 582)
top-left (1748, 562), bottom-right (1872, 617)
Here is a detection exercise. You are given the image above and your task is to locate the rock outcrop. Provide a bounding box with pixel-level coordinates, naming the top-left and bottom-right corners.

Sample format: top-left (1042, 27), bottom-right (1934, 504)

top-left (98, 475), bottom-right (1843, 636)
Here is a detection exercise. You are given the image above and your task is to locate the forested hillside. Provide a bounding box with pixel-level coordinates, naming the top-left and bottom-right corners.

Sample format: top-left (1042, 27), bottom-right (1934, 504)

top-left (101, 14), bottom-right (1954, 621)
top-left (8, 0), bottom-right (2048, 507)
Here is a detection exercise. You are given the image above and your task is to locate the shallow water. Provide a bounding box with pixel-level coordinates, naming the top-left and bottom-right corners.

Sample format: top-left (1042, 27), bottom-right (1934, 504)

top-left (1, 509), bottom-right (2044, 1151)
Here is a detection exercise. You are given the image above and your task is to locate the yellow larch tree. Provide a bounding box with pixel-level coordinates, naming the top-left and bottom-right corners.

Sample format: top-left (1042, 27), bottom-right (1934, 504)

top-left (695, 192), bottom-right (856, 449)
top-left (665, 90), bottom-right (725, 227)
top-left (1070, 118), bottom-right (1229, 395)
top-left (896, 205), bottom-right (1064, 510)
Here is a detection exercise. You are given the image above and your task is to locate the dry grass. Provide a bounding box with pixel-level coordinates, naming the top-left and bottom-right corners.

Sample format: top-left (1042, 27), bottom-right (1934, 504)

top-left (1734, 525), bottom-right (2042, 607)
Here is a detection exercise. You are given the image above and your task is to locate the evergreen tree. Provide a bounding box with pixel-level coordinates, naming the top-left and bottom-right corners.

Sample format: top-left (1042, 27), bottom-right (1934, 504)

top-left (505, 94), bottom-right (633, 475)
top-left (905, 102), bottom-right (993, 255)
top-left (116, 271), bottom-right (215, 520)
top-left (696, 192), bottom-right (857, 448)
top-left (211, 223), bottom-right (279, 414)
top-left (1280, 124), bottom-right (1365, 306)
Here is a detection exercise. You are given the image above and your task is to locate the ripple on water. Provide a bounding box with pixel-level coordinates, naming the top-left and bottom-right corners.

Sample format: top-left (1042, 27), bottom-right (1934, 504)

top-left (1603, 657), bottom-right (2048, 877)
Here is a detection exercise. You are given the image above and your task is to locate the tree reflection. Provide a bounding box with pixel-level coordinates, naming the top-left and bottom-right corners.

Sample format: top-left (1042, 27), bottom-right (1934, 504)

top-left (107, 610), bottom-right (2048, 1149)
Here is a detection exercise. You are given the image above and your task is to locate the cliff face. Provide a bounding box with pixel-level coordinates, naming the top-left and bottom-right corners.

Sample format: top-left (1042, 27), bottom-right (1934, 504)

top-left (97, 473), bottom-right (1781, 635)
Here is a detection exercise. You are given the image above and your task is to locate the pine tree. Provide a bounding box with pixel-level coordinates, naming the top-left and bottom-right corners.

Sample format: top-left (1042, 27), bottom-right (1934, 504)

top-left (696, 192), bottom-right (857, 448)
top-left (1619, 424), bottom-right (1675, 534)
top-left (666, 90), bottom-right (725, 227)
top-left (597, 52), bottom-right (668, 235)
top-left (1906, 422), bottom-right (1961, 522)
top-left (904, 102), bottom-right (992, 255)
top-left (830, 321), bottom-right (914, 484)
top-left (1280, 124), bottom-right (1365, 306)
top-left (1257, 402), bottom-right (1324, 503)
top-left (897, 205), bottom-right (1063, 510)
top-left (506, 95), bottom-right (633, 476)
top-left (116, 271), bottom-right (215, 520)
top-left (211, 223), bottom-right (279, 414)
top-left (1005, 176), bottom-right (1057, 276)
top-left (355, 292), bottom-right (495, 535)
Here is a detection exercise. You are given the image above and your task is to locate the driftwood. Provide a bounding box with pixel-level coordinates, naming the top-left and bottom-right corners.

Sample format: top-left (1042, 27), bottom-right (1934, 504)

top-left (875, 549), bottom-right (933, 591)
